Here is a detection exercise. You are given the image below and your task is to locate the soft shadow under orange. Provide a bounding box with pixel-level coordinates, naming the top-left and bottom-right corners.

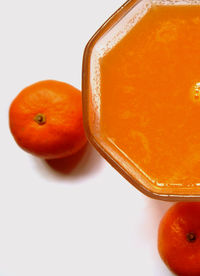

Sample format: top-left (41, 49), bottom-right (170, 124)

top-left (45, 144), bottom-right (88, 174)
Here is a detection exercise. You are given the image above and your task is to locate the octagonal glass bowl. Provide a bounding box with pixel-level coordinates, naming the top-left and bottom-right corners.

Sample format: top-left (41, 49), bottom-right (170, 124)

top-left (82, 0), bottom-right (200, 201)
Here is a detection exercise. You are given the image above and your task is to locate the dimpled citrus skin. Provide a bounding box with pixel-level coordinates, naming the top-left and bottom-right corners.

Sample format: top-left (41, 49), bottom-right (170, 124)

top-left (158, 202), bottom-right (200, 276)
top-left (9, 80), bottom-right (87, 159)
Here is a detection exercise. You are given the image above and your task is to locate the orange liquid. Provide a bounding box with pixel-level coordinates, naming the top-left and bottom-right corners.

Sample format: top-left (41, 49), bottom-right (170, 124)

top-left (100, 5), bottom-right (200, 185)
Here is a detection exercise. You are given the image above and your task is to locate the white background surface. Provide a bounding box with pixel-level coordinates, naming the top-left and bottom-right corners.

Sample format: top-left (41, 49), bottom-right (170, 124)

top-left (1, 0), bottom-right (174, 275)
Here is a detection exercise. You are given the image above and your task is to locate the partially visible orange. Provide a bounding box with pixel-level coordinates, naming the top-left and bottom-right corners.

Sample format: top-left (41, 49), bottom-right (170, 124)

top-left (158, 202), bottom-right (200, 276)
top-left (9, 80), bottom-right (87, 159)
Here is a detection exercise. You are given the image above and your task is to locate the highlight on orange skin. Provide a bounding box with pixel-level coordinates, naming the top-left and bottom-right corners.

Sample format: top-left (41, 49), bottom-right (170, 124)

top-left (9, 80), bottom-right (87, 159)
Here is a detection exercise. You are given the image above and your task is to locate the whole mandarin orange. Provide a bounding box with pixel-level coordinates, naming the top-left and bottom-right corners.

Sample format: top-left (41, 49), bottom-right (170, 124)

top-left (158, 202), bottom-right (200, 276)
top-left (9, 80), bottom-right (87, 159)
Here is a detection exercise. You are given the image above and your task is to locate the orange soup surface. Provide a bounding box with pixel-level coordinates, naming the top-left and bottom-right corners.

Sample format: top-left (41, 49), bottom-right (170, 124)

top-left (100, 5), bottom-right (200, 186)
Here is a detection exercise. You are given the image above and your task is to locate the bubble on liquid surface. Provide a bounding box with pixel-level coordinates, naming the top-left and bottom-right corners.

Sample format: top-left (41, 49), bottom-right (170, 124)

top-left (192, 82), bottom-right (200, 102)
